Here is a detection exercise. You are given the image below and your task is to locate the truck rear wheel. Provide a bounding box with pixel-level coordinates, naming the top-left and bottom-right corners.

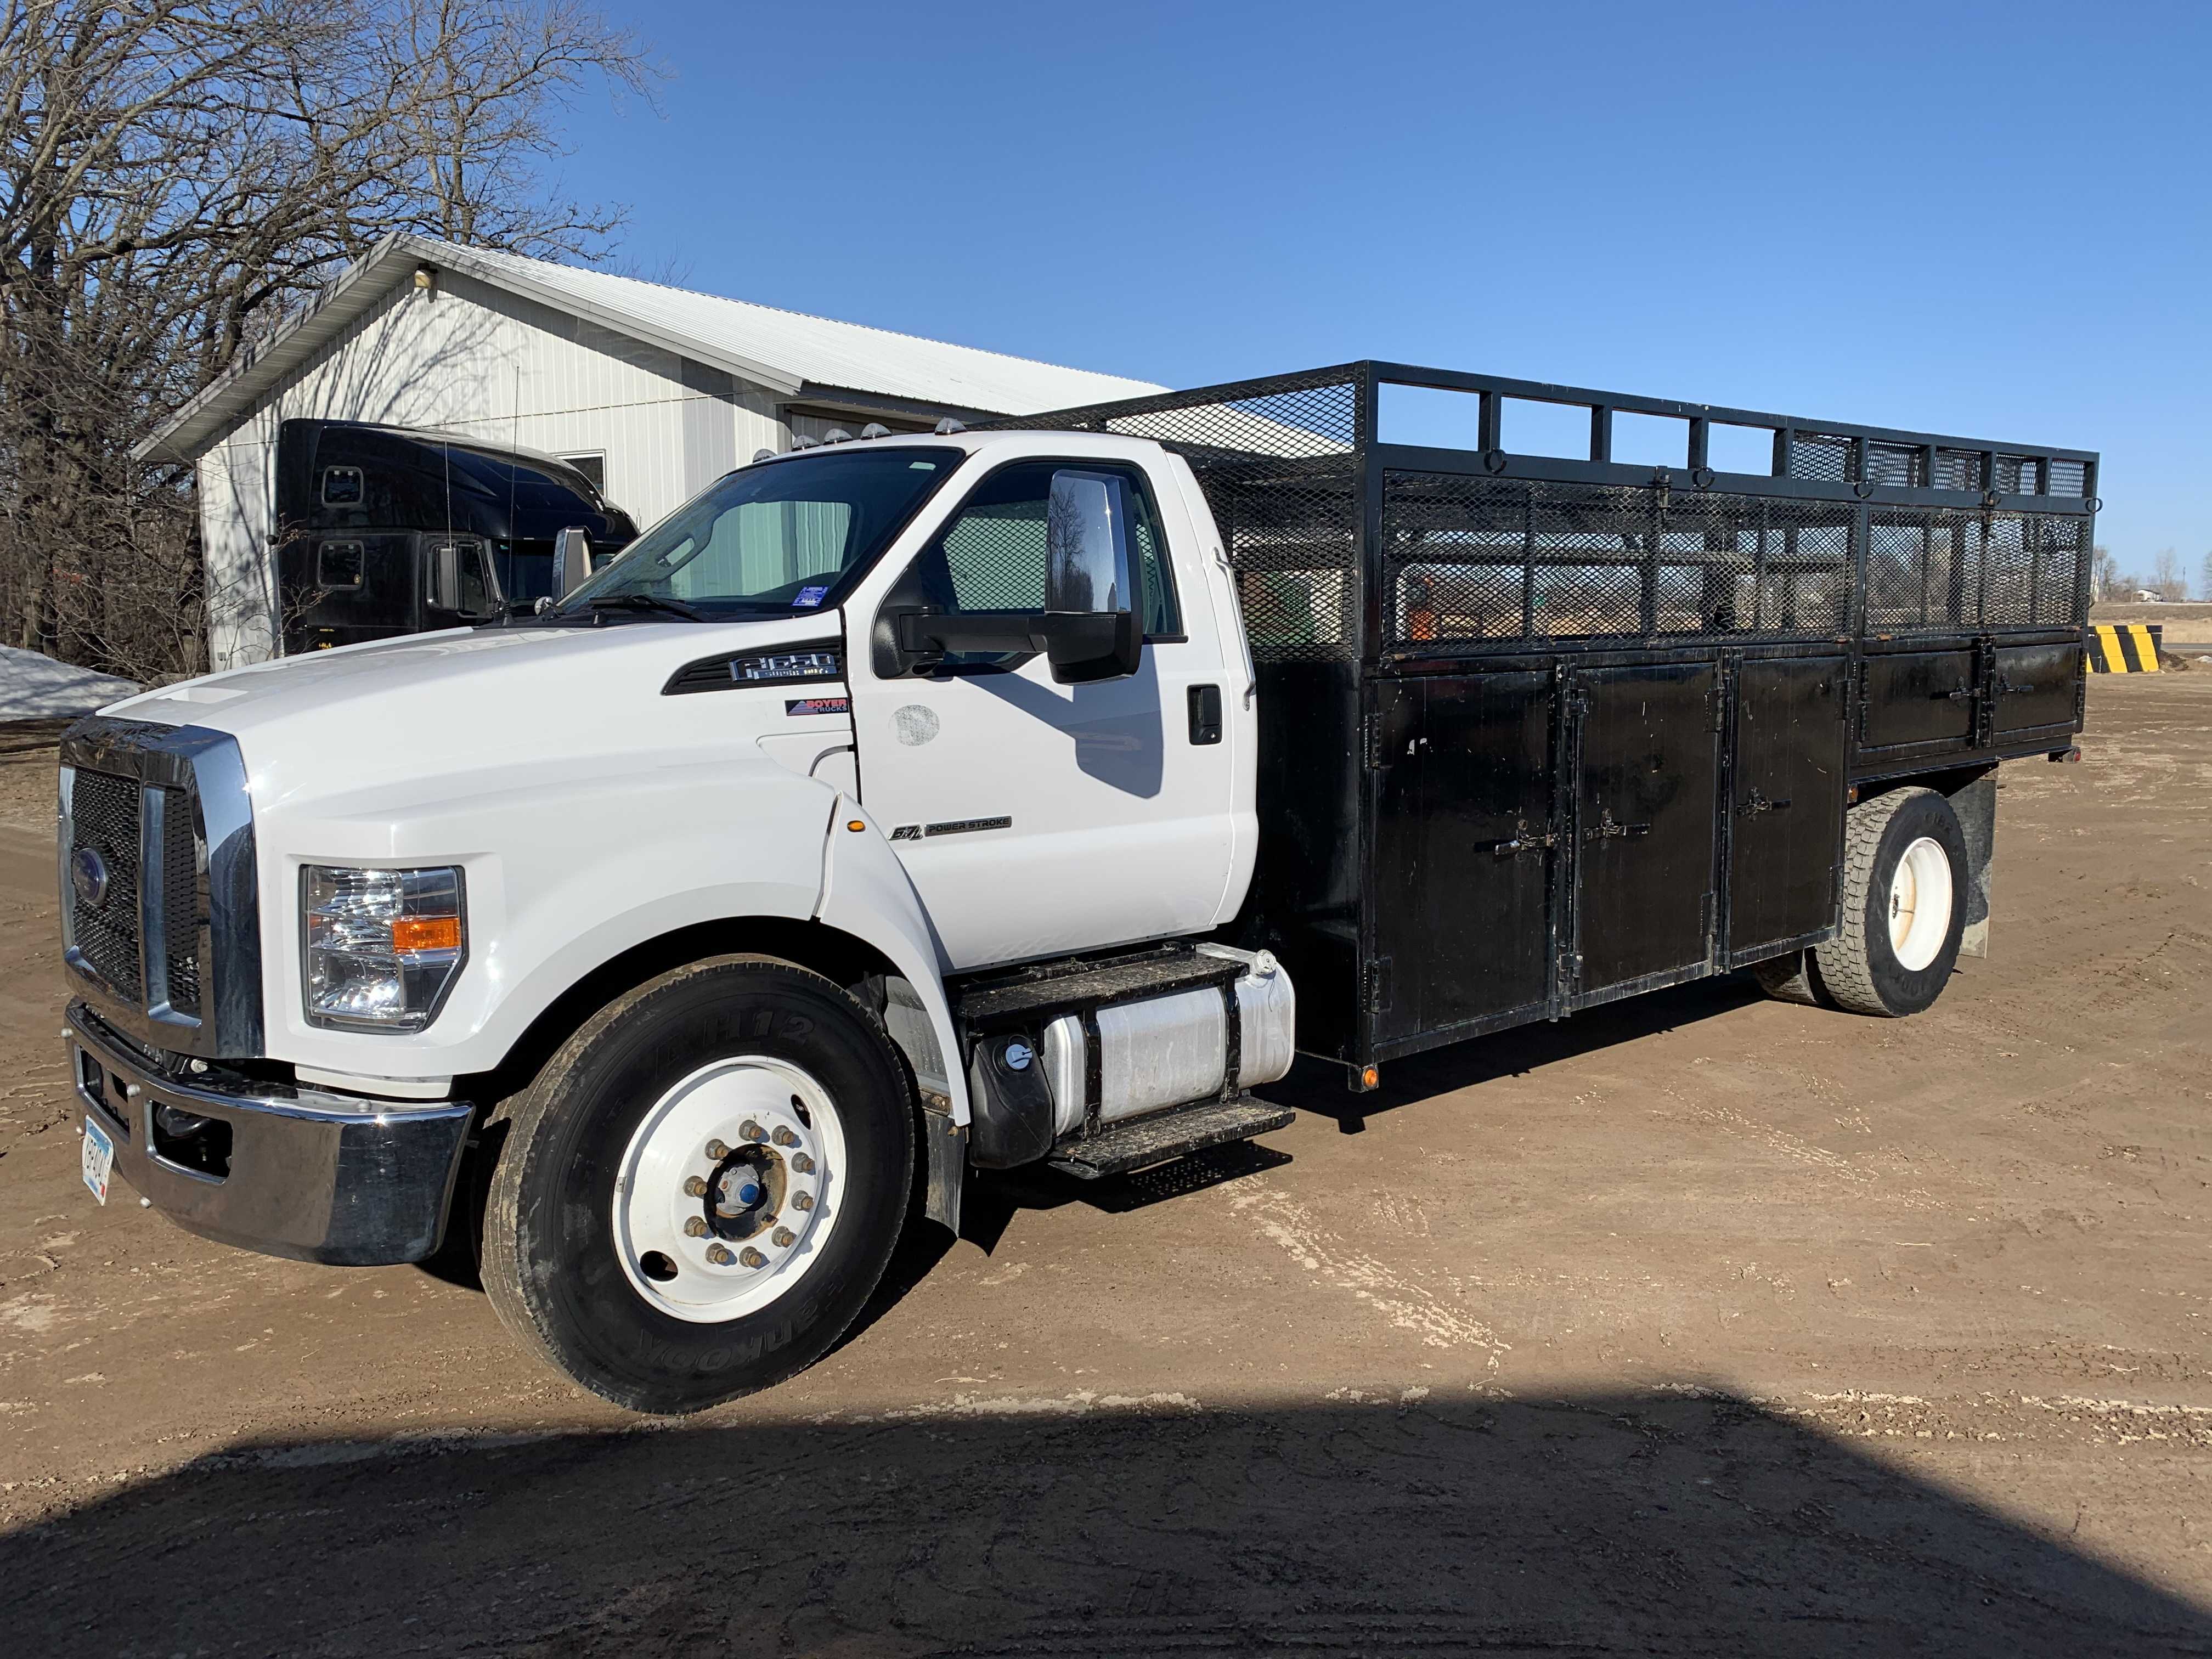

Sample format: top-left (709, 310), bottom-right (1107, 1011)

top-left (481, 956), bottom-right (913, 1413)
top-left (1808, 787), bottom-right (1968, 1018)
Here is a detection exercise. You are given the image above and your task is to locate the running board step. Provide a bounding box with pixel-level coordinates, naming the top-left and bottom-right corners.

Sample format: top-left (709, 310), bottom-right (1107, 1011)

top-left (1047, 1094), bottom-right (1295, 1181)
top-left (955, 945), bottom-right (1242, 1030)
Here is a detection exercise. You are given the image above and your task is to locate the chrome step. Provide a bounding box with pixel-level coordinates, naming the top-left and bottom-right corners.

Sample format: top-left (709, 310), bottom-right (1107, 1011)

top-left (1047, 1093), bottom-right (1295, 1181)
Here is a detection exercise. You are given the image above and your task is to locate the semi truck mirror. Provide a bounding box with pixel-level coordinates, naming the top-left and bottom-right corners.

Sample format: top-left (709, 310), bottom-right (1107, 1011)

top-left (431, 539), bottom-right (460, 611)
top-left (556, 526), bottom-right (592, 595)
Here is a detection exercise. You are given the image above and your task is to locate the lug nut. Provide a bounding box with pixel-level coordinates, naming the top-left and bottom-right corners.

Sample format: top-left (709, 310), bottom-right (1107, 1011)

top-left (791, 1153), bottom-right (815, 1175)
top-left (684, 1217), bottom-right (709, 1238)
top-left (704, 1243), bottom-right (735, 1265)
top-left (705, 1139), bottom-right (730, 1160)
top-left (740, 1246), bottom-right (767, 1268)
top-left (683, 1176), bottom-right (708, 1198)
top-left (771, 1126), bottom-right (799, 1147)
top-left (740, 1119), bottom-right (766, 1142)
top-left (792, 1192), bottom-right (814, 1212)
top-left (771, 1227), bottom-right (796, 1248)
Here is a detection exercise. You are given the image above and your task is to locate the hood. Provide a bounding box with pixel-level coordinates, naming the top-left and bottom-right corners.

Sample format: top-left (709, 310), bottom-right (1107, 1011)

top-left (102, 616), bottom-right (850, 817)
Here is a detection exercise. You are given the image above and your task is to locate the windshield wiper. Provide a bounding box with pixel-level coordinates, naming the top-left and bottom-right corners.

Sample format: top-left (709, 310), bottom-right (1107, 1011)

top-left (586, 592), bottom-right (709, 622)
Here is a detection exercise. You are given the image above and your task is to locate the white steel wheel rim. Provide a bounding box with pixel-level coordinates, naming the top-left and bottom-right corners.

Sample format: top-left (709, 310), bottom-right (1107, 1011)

top-left (1886, 836), bottom-right (1954, 972)
top-left (612, 1056), bottom-right (847, 1324)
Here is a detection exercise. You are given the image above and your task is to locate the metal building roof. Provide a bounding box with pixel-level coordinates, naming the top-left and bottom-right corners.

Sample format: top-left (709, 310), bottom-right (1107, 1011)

top-left (136, 235), bottom-right (1164, 465)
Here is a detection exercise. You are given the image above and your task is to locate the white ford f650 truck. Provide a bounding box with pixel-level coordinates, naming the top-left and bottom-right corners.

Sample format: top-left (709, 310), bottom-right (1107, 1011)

top-left (57, 362), bottom-right (2097, 1412)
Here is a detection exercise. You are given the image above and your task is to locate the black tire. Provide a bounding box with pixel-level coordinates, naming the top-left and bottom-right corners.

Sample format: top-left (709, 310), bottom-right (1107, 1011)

top-left (1749, 949), bottom-right (1827, 1008)
top-left (481, 955), bottom-right (914, 1414)
top-left (1810, 787), bottom-right (1968, 1018)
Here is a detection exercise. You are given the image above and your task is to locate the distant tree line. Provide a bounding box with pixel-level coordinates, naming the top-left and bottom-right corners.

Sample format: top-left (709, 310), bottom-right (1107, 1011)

top-left (2092, 545), bottom-right (2205, 605)
top-left (0, 0), bottom-right (656, 684)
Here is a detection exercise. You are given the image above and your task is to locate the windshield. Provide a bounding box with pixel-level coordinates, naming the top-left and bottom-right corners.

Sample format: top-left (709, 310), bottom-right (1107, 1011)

top-left (556, 445), bottom-right (964, 617)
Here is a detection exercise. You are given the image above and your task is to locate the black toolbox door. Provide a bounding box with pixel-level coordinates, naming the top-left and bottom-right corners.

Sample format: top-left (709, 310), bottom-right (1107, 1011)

top-left (1991, 641), bottom-right (2082, 740)
top-left (1372, 672), bottom-right (1555, 1042)
top-left (1728, 656), bottom-right (1848, 961)
top-left (1858, 648), bottom-right (1977, 752)
top-left (1572, 662), bottom-right (1719, 998)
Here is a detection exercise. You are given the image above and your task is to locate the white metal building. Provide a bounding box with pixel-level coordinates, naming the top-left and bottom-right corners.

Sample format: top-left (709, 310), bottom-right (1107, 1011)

top-left (134, 235), bottom-right (1163, 669)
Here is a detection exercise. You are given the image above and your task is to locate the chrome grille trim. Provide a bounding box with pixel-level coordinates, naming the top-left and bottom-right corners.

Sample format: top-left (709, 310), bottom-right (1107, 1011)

top-left (58, 717), bottom-right (263, 1059)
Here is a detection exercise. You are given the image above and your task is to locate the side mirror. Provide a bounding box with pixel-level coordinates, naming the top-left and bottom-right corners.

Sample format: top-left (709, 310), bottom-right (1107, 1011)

top-left (430, 539), bottom-right (460, 611)
top-left (427, 538), bottom-right (499, 618)
top-left (556, 526), bottom-right (591, 595)
top-left (1041, 470), bottom-right (1143, 682)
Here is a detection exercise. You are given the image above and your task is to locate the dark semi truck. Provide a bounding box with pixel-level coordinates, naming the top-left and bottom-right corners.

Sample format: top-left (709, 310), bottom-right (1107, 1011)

top-left (993, 360), bottom-right (2095, 1085)
top-left (273, 419), bottom-right (637, 652)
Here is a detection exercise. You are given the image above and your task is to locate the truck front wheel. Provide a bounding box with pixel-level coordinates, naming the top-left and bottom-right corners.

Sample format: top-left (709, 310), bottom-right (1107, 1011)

top-left (481, 956), bottom-right (914, 1413)
top-left (1805, 786), bottom-right (1969, 1018)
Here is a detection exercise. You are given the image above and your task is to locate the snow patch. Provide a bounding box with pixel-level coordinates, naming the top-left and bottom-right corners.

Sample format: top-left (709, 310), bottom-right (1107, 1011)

top-left (0, 646), bottom-right (140, 720)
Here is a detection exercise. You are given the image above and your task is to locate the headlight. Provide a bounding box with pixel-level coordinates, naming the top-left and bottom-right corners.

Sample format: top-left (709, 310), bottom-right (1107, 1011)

top-left (302, 865), bottom-right (466, 1031)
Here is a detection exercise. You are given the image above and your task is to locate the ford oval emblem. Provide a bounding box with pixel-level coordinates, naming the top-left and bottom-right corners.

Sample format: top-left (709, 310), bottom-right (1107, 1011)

top-left (70, 845), bottom-right (109, 908)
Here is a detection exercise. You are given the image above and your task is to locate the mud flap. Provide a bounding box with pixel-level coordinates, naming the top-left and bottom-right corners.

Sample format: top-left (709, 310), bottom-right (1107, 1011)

top-left (922, 1106), bottom-right (964, 1234)
top-left (1944, 773), bottom-right (1997, 959)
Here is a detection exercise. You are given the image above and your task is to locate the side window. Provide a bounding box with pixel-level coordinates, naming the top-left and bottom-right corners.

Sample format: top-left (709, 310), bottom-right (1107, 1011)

top-left (320, 466), bottom-right (363, 506)
top-left (316, 539), bottom-right (364, 588)
top-left (916, 461), bottom-right (1181, 635)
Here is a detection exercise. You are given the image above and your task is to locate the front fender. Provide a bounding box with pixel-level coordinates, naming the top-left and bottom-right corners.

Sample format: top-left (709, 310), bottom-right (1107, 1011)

top-left (817, 799), bottom-right (968, 1123)
top-left (260, 752), bottom-right (843, 1079)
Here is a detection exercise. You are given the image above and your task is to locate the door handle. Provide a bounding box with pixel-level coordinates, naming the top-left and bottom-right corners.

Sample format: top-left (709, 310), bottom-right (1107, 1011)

top-left (1738, 788), bottom-right (1792, 816)
top-left (1942, 684), bottom-right (1976, 701)
top-left (1583, 807), bottom-right (1651, 842)
top-left (1187, 683), bottom-right (1223, 745)
top-left (1480, 817), bottom-right (1558, 857)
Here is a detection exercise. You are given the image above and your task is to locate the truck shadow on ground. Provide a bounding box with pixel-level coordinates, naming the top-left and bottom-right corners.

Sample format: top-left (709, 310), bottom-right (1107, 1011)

top-left (2, 1390), bottom-right (2203, 1657)
top-left (946, 968), bottom-right (1769, 1265)
top-left (1277, 966), bottom-right (1773, 1135)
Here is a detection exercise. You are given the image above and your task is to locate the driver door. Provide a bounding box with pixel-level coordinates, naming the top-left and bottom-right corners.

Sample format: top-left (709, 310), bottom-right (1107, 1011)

top-left (848, 456), bottom-right (1234, 970)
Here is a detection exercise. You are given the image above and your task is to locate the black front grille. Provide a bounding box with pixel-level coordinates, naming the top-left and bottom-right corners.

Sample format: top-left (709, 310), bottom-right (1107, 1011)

top-left (70, 770), bottom-right (142, 997)
top-left (161, 788), bottom-right (202, 1015)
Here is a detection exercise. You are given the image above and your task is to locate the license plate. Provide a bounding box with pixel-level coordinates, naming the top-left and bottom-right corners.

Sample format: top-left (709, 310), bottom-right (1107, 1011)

top-left (81, 1114), bottom-right (115, 1205)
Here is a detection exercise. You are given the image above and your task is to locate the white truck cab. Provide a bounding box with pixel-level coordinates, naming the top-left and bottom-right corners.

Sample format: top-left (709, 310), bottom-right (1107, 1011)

top-left (58, 428), bottom-right (1298, 1412)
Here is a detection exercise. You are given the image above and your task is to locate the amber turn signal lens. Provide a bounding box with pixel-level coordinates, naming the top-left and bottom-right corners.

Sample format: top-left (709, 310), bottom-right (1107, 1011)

top-left (845, 819), bottom-right (866, 832)
top-left (391, 916), bottom-right (462, 953)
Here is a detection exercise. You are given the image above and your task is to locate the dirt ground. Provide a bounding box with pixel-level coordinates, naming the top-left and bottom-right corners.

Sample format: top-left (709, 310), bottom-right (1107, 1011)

top-left (1, 676), bottom-right (2208, 1656)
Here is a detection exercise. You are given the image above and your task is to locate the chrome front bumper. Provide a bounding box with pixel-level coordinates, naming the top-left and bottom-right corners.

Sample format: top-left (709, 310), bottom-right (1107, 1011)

top-left (65, 1003), bottom-right (473, 1266)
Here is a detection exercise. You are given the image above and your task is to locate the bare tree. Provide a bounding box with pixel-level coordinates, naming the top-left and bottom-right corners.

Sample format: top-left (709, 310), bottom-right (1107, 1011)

top-left (2091, 544), bottom-right (2117, 604)
top-left (2152, 548), bottom-right (2186, 604)
top-left (0, 0), bottom-right (658, 682)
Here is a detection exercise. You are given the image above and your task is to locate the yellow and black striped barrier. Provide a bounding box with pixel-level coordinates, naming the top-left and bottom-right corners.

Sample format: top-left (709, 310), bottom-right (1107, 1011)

top-left (2087, 623), bottom-right (2162, 673)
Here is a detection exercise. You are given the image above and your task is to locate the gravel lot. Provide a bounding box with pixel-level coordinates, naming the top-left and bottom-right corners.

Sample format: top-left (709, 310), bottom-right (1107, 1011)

top-left (0, 675), bottom-right (2207, 1656)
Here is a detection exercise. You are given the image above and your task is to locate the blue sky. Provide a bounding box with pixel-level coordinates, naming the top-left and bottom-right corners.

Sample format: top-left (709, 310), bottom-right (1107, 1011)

top-left (559, 1), bottom-right (2210, 585)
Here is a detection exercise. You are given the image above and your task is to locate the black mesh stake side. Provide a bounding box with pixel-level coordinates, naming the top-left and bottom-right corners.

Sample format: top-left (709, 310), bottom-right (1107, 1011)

top-left (1376, 476), bottom-right (1850, 649)
top-left (984, 359), bottom-right (2092, 658)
